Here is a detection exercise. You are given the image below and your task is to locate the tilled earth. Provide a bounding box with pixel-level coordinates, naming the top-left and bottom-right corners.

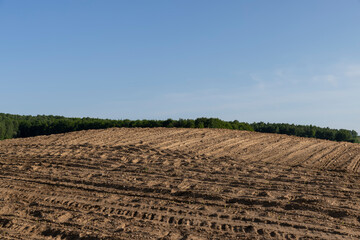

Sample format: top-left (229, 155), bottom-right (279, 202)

top-left (1, 128), bottom-right (360, 239)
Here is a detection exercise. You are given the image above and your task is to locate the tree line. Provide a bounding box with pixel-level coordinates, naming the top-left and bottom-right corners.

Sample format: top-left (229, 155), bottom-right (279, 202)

top-left (251, 122), bottom-right (359, 143)
top-left (0, 113), bottom-right (358, 143)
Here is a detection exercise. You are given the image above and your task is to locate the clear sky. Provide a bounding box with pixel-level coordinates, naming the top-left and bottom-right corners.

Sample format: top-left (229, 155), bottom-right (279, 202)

top-left (1, 0), bottom-right (360, 133)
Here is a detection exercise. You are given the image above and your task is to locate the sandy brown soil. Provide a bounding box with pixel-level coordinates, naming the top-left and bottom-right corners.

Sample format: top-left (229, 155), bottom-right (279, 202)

top-left (1, 128), bottom-right (360, 239)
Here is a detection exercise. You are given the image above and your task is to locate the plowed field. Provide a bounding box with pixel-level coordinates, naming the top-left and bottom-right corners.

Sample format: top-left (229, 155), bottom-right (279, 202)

top-left (1, 128), bottom-right (360, 239)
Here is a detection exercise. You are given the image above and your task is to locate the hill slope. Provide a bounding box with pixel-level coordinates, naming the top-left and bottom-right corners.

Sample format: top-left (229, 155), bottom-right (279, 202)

top-left (1, 128), bottom-right (360, 239)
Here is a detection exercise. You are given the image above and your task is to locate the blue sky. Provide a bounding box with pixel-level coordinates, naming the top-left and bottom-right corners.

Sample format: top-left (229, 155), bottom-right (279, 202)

top-left (1, 0), bottom-right (360, 133)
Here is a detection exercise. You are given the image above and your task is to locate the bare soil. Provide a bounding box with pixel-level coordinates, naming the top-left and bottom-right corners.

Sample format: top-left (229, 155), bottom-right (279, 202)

top-left (1, 128), bottom-right (360, 239)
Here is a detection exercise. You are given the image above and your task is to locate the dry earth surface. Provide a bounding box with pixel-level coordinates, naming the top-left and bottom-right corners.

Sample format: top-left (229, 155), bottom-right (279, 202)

top-left (1, 128), bottom-right (360, 239)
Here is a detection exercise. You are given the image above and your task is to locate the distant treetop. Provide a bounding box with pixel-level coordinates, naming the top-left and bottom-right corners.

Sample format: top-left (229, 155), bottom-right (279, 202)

top-left (0, 113), bottom-right (358, 143)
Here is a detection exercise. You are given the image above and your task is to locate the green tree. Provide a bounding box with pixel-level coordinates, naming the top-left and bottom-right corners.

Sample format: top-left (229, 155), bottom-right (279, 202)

top-left (0, 121), bottom-right (5, 140)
